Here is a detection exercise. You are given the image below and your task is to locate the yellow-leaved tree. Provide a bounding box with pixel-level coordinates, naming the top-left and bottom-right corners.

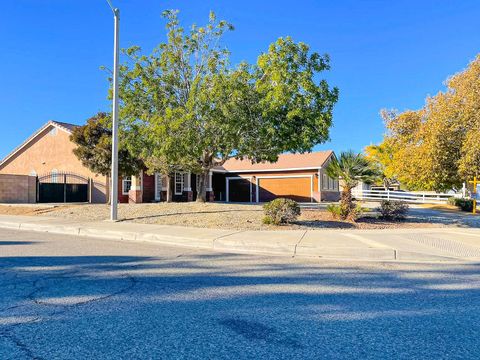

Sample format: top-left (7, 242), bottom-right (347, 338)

top-left (370, 55), bottom-right (480, 192)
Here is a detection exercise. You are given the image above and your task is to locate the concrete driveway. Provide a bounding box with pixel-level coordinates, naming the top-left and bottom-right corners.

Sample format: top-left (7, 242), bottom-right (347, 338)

top-left (408, 206), bottom-right (480, 227)
top-left (2, 228), bottom-right (480, 359)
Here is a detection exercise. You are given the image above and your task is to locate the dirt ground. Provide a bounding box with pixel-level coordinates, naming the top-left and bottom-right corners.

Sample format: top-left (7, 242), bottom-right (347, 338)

top-left (0, 202), bottom-right (449, 230)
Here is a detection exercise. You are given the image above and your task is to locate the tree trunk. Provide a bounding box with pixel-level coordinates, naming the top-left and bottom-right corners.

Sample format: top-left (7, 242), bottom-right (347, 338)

top-left (340, 186), bottom-right (353, 219)
top-left (166, 174), bottom-right (173, 203)
top-left (196, 169), bottom-right (209, 203)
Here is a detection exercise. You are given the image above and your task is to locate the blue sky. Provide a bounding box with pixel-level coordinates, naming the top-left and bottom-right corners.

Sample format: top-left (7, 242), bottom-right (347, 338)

top-left (1, 0), bottom-right (479, 159)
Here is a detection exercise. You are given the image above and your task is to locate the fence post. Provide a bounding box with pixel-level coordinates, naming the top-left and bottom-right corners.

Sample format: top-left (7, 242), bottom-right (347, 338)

top-left (63, 173), bottom-right (67, 203)
top-left (387, 189), bottom-right (390, 200)
top-left (422, 194), bottom-right (425, 203)
top-left (36, 176), bottom-right (39, 203)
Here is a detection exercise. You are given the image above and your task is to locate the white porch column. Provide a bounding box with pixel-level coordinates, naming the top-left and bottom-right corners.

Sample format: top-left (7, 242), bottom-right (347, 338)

top-left (206, 171), bottom-right (213, 191)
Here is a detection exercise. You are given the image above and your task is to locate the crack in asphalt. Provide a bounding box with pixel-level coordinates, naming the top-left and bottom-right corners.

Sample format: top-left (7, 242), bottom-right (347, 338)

top-left (0, 266), bottom-right (139, 360)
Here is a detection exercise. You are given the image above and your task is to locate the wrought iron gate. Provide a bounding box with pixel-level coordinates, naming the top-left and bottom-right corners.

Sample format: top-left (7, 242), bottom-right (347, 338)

top-left (37, 172), bottom-right (89, 203)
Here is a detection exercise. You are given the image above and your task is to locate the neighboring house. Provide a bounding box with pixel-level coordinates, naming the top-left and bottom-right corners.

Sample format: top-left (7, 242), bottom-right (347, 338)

top-left (0, 121), bottom-right (108, 203)
top-left (211, 151), bottom-right (340, 203)
top-left (0, 120), bottom-right (339, 203)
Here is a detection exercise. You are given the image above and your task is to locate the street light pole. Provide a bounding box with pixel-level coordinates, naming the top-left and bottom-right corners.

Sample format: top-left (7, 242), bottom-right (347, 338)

top-left (106, 1), bottom-right (120, 221)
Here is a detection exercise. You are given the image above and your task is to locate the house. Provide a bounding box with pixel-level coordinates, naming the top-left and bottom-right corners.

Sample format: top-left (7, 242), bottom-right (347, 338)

top-left (0, 121), bottom-right (108, 203)
top-left (0, 120), bottom-right (340, 203)
top-left (211, 151), bottom-right (340, 203)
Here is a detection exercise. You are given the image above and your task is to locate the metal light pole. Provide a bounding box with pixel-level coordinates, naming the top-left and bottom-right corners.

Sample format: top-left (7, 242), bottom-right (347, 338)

top-left (106, 0), bottom-right (120, 221)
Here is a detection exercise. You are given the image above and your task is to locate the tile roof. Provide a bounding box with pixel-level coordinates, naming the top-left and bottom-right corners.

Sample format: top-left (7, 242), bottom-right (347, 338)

top-left (50, 120), bottom-right (78, 132)
top-left (216, 150), bottom-right (334, 172)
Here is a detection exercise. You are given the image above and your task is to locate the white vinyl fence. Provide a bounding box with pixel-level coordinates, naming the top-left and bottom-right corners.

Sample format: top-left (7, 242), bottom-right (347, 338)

top-left (351, 189), bottom-right (460, 204)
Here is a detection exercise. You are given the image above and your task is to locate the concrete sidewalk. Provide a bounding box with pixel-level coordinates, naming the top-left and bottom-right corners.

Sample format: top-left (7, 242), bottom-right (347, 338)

top-left (1, 215), bottom-right (480, 262)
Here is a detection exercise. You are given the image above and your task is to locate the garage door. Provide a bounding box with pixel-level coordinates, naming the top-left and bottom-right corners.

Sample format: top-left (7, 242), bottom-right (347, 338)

top-left (227, 178), bottom-right (252, 202)
top-left (257, 177), bottom-right (312, 202)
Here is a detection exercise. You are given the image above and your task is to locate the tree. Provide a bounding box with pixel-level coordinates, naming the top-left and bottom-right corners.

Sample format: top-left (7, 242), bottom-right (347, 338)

top-left (70, 112), bottom-right (143, 202)
top-left (115, 10), bottom-right (339, 202)
top-left (374, 55), bottom-right (480, 192)
top-left (326, 151), bottom-right (379, 219)
top-left (364, 140), bottom-right (396, 189)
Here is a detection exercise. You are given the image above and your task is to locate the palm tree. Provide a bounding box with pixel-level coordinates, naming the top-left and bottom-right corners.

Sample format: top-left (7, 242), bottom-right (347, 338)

top-left (326, 151), bottom-right (379, 219)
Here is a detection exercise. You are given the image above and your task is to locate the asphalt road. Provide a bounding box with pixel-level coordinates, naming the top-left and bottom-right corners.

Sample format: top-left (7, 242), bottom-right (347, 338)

top-left (1, 229), bottom-right (480, 359)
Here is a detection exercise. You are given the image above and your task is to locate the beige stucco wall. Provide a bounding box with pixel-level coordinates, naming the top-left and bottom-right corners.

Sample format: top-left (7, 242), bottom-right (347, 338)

top-left (0, 174), bottom-right (36, 203)
top-left (0, 125), bottom-right (107, 203)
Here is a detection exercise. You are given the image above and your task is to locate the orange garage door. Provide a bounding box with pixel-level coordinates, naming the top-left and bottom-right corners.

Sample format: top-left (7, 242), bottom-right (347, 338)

top-left (257, 177), bottom-right (312, 202)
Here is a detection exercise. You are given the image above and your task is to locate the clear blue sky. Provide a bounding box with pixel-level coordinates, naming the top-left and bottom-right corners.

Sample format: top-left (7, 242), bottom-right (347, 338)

top-left (1, 0), bottom-right (479, 159)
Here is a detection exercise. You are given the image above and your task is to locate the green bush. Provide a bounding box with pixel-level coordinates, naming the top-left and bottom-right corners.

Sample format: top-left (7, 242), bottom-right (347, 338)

top-left (447, 197), bottom-right (458, 206)
top-left (327, 203), bottom-right (363, 221)
top-left (448, 197), bottom-right (474, 212)
top-left (377, 200), bottom-right (409, 220)
top-left (263, 198), bottom-right (301, 225)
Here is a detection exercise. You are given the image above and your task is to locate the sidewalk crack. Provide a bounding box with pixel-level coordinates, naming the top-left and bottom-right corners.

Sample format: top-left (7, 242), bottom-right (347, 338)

top-left (212, 230), bottom-right (246, 247)
top-left (294, 230), bottom-right (308, 257)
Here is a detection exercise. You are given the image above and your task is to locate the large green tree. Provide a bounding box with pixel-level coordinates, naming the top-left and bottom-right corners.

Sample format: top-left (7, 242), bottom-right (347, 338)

top-left (116, 10), bottom-right (339, 201)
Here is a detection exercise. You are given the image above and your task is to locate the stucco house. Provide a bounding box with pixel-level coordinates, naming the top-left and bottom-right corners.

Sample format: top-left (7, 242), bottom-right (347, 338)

top-left (212, 152), bottom-right (340, 203)
top-left (0, 120), bottom-right (339, 203)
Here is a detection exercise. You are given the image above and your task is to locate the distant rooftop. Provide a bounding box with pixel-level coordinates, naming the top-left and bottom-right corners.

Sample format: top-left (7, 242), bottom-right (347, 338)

top-left (216, 150), bottom-right (334, 172)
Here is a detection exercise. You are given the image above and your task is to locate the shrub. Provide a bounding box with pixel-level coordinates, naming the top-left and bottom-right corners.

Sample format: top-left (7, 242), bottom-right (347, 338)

top-left (327, 203), bottom-right (363, 221)
top-left (377, 200), bottom-right (409, 220)
top-left (447, 197), bottom-right (458, 206)
top-left (448, 197), bottom-right (474, 212)
top-left (263, 198), bottom-right (301, 225)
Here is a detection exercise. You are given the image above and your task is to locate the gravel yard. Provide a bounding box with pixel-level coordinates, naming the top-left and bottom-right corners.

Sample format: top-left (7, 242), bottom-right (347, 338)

top-left (0, 202), bottom-right (452, 230)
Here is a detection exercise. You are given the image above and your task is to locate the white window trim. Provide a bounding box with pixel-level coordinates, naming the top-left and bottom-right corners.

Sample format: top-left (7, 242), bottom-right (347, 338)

top-left (255, 175), bottom-right (313, 203)
top-left (225, 176), bottom-right (253, 203)
top-left (122, 176), bottom-right (132, 195)
top-left (175, 172), bottom-right (184, 195)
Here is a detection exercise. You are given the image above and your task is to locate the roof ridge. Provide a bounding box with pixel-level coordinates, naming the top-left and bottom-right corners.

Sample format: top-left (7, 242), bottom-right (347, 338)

top-left (0, 120), bottom-right (75, 168)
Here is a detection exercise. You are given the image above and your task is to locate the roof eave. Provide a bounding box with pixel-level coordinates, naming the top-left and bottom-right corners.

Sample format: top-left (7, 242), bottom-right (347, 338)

top-left (0, 120), bottom-right (74, 168)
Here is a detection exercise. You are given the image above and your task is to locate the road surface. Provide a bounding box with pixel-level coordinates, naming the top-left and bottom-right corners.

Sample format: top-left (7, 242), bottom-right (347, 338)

top-left (1, 228), bottom-right (480, 359)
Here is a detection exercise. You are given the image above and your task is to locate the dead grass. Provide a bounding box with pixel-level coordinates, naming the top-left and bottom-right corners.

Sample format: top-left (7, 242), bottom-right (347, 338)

top-left (0, 204), bottom-right (58, 216)
top-left (0, 202), bottom-right (447, 230)
top-left (417, 203), bottom-right (480, 215)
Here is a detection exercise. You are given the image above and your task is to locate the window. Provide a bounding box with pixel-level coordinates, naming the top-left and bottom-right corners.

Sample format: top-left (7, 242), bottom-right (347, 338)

top-left (328, 177), bottom-right (333, 190)
top-left (122, 176), bottom-right (132, 195)
top-left (175, 172), bottom-right (184, 195)
top-left (322, 174), bottom-right (328, 190)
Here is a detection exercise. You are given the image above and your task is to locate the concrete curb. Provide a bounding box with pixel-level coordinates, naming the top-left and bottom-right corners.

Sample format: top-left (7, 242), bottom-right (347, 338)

top-left (0, 217), bottom-right (469, 262)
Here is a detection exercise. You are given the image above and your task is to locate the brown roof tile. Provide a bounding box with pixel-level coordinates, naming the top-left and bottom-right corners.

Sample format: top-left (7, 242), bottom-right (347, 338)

top-left (217, 151), bottom-right (334, 172)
